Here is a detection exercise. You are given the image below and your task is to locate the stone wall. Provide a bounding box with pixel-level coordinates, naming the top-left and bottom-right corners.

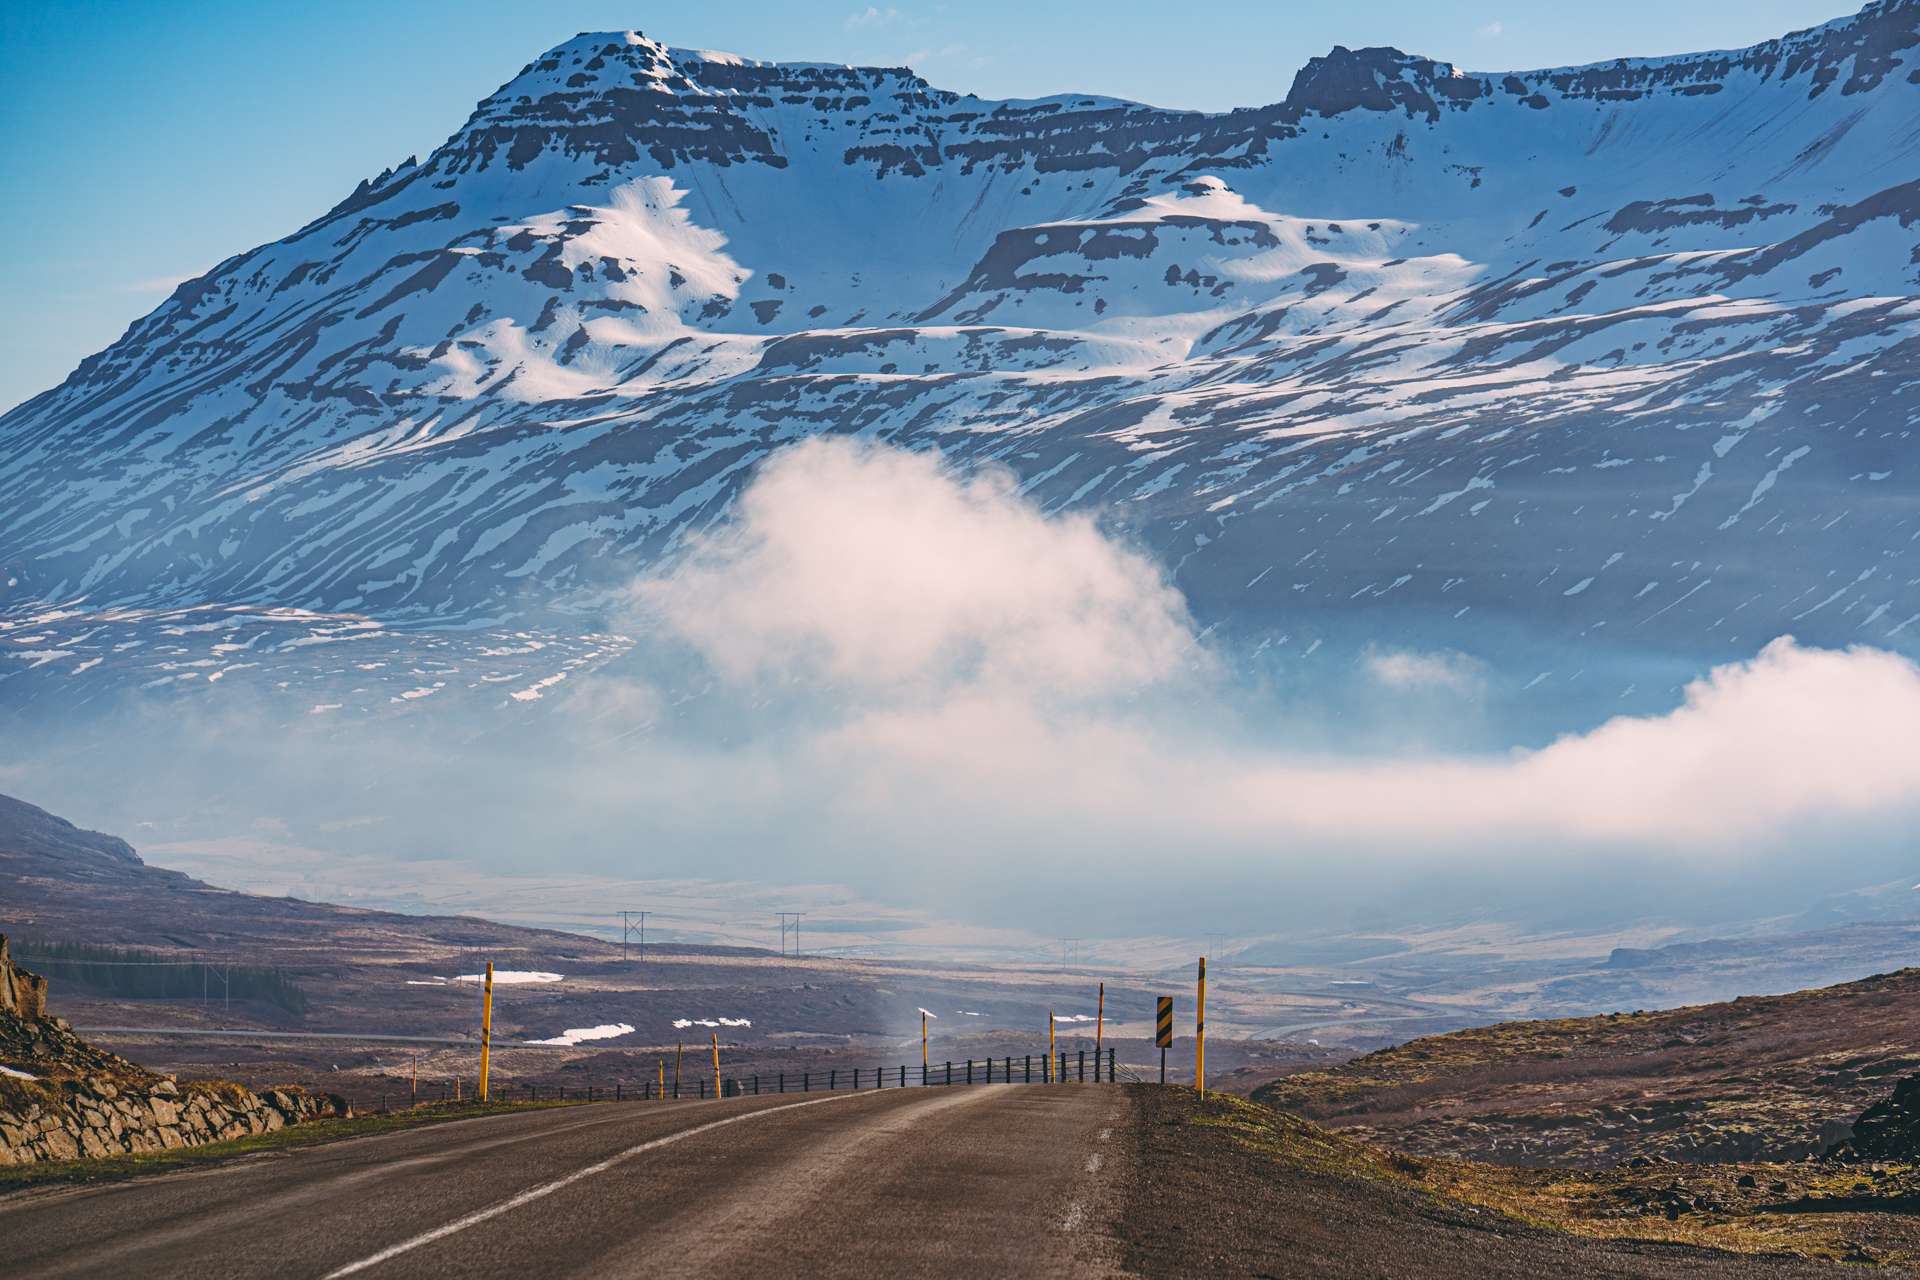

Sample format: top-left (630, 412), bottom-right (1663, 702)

top-left (0, 932), bottom-right (345, 1167)
top-left (0, 1076), bottom-right (341, 1165)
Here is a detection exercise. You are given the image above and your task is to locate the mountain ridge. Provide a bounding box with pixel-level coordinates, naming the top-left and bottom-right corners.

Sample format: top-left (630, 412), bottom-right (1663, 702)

top-left (4, 3), bottom-right (1920, 722)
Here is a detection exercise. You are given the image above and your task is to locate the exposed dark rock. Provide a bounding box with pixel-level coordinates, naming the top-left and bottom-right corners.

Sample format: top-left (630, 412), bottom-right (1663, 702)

top-left (1830, 1073), bottom-right (1920, 1161)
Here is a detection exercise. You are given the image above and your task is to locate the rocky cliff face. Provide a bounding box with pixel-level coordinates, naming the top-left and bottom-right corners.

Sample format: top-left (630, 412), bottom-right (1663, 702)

top-left (0, 935), bottom-right (46, 1019)
top-left (4, 4), bottom-right (1920, 718)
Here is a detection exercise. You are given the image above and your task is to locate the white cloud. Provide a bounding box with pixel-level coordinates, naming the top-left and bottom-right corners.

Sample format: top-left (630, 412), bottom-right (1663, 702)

top-left (846, 7), bottom-right (901, 30)
top-left (634, 438), bottom-right (1196, 704)
top-left (1478, 21), bottom-right (1503, 37)
top-left (630, 439), bottom-right (1920, 877)
top-left (1365, 646), bottom-right (1486, 693)
top-left (1235, 637), bottom-right (1920, 848)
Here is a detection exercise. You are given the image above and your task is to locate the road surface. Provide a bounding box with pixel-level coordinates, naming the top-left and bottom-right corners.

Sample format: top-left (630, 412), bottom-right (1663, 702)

top-left (0, 1085), bottom-right (1122, 1279)
top-left (4, 1083), bottom-right (1863, 1278)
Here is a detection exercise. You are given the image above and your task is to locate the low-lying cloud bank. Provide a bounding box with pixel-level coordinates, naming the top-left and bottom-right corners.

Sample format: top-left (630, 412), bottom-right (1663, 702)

top-left (599, 438), bottom-right (1920, 925)
top-left (6, 437), bottom-right (1916, 943)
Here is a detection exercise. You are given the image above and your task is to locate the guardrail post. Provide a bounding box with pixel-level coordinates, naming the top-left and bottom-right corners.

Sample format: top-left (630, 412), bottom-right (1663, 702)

top-left (945, 1061), bottom-right (952, 1086)
top-left (804, 1072), bottom-right (810, 1092)
top-left (1108, 1048), bottom-right (1115, 1082)
top-left (830, 1069), bottom-right (836, 1090)
top-left (1079, 1050), bottom-right (1086, 1082)
top-left (778, 1072), bottom-right (785, 1094)
top-left (1025, 1055), bottom-right (1031, 1083)
top-left (966, 1059), bottom-right (973, 1085)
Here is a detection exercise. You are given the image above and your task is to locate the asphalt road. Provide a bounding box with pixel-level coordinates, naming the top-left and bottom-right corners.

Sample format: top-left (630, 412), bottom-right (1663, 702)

top-left (0, 1085), bottom-right (1123, 1280)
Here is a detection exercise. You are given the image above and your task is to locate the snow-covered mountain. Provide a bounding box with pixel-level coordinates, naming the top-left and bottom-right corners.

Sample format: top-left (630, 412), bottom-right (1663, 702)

top-left (6, 5), bottom-right (1920, 717)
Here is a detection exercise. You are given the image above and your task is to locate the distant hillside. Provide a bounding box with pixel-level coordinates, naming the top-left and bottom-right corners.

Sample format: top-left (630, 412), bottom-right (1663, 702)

top-left (0, 791), bottom-right (754, 966)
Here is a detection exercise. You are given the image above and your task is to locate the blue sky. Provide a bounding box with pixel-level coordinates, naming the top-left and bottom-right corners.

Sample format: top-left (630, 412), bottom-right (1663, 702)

top-left (0, 0), bottom-right (1858, 413)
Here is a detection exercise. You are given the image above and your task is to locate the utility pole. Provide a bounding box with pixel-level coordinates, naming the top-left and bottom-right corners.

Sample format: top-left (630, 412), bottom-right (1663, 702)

top-left (1059, 938), bottom-right (1083, 967)
top-left (777, 913), bottom-right (804, 957)
top-left (618, 911), bottom-right (651, 963)
top-left (202, 961), bottom-right (230, 1016)
top-left (1206, 934), bottom-right (1227, 971)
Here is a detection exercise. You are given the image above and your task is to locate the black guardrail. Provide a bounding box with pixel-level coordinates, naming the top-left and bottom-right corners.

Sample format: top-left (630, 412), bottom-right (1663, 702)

top-left (364, 1049), bottom-right (1121, 1112)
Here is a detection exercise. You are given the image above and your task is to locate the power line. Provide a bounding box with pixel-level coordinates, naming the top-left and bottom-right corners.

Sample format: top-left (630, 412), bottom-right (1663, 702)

top-left (777, 913), bottom-right (805, 957)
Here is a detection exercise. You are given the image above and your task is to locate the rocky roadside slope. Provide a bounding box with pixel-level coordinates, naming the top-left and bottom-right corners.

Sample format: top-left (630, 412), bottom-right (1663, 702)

top-left (0, 935), bottom-right (341, 1166)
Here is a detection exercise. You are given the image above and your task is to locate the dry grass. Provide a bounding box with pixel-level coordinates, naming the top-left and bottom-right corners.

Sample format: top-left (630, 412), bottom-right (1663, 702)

top-left (1189, 1089), bottom-right (1920, 1267)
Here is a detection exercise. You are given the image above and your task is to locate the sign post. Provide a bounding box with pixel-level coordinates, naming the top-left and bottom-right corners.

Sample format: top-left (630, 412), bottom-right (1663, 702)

top-left (478, 962), bottom-right (494, 1101)
top-left (1196, 957), bottom-right (1207, 1094)
top-left (1155, 996), bottom-right (1173, 1083)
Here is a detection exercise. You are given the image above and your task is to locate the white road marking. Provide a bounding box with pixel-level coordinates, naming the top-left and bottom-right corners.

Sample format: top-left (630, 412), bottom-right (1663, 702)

top-left (322, 1093), bottom-right (865, 1277)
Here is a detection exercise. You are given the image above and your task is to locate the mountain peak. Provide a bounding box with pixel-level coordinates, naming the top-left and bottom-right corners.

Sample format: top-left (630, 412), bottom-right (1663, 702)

top-left (1284, 45), bottom-right (1484, 120)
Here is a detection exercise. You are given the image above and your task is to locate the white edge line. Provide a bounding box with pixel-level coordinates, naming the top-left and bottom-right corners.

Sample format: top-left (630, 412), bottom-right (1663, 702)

top-left (322, 1092), bottom-right (863, 1278)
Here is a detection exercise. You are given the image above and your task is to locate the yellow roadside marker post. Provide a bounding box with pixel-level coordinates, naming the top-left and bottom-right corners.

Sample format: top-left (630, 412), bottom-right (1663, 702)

top-left (1196, 956), bottom-right (1207, 1094)
top-left (922, 1011), bottom-right (929, 1083)
top-left (712, 1033), bottom-right (721, 1099)
top-left (1048, 1012), bottom-right (1056, 1083)
top-left (658, 1060), bottom-right (664, 1098)
top-left (674, 1042), bottom-right (684, 1099)
top-left (478, 962), bottom-right (494, 1102)
top-left (1095, 983), bottom-right (1104, 1078)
